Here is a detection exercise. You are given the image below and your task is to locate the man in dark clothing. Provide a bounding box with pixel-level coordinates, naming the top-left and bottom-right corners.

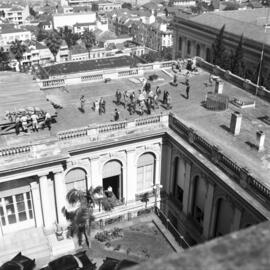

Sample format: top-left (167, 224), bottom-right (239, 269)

top-left (15, 117), bottom-right (21, 135)
top-left (80, 95), bottom-right (86, 112)
top-left (114, 109), bottom-right (120, 121)
top-left (186, 84), bottom-right (190, 99)
top-left (115, 90), bottom-right (121, 105)
top-left (101, 98), bottom-right (106, 113)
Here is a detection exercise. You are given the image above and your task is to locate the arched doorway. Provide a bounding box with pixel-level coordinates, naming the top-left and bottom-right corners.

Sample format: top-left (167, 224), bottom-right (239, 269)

top-left (214, 198), bottom-right (234, 237)
top-left (192, 176), bottom-right (207, 227)
top-left (102, 160), bottom-right (123, 200)
top-left (65, 168), bottom-right (87, 192)
top-left (196, 44), bottom-right (201, 57)
top-left (137, 153), bottom-right (155, 194)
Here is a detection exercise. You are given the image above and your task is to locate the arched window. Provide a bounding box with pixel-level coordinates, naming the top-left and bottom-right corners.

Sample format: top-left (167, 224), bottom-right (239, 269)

top-left (206, 48), bottom-right (211, 62)
top-left (178, 37), bottom-right (182, 51)
top-left (187, 40), bottom-right (191, 55)
top-left (196, 44), bottom-right (201, 57)
top-left (65, 168), bottom-right (87, 192)
top-left (137, 153), bottom-right (155, 194)
top-left (192, 176), bottom-right (207, 227)
top-left (102, 160), bottom-right (123, 199)
top-left (214, 198), bottom-right (234, 237)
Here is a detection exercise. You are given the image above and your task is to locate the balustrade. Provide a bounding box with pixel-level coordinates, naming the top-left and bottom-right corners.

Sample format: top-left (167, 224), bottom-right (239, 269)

top-left (0, 145), bottom-right (31, 157)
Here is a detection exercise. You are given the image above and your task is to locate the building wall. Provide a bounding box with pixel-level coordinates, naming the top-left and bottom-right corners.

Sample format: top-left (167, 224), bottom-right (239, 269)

top-left (0, 30), bottom-right (31, 48)
top-left (53, 12), bottom-right (96, 29)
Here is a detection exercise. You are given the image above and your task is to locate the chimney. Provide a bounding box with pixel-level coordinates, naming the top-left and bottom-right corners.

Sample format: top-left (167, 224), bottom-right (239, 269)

top-left (256, 130), bottom-right (265, 152)
top-left (214, 77), bottom-right (224, 94)
top-left (230, 111), bottom-right (242, 136)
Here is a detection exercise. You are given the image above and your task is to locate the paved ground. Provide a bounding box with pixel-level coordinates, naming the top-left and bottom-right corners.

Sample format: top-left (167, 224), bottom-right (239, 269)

top-left (1, 68), bottom-right (270, 185)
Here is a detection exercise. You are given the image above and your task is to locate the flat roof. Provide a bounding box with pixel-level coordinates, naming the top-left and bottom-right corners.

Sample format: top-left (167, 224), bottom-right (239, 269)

top-left (0, 65), bottom-right (270, 187)
top-left (184, 8), bottom-right (270, 45)
top-left (43, 56), bottom-right (137, 77)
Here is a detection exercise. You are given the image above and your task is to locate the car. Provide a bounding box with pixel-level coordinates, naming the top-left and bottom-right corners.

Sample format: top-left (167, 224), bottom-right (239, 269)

top-left (40, 251), bottom-right (96, 270)
top-left (0, 252), bottom-right (36, 270)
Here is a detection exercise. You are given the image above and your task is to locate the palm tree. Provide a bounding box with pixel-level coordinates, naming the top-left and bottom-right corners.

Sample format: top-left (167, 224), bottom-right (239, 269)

top-left (45, 31), bottom-right (62, 62)
top-left (10, 40), bottom-right (26, 72)
top-left (82, 29), bottom-right (96, 59)
top-left (62, 186), bottom-right (114, 247)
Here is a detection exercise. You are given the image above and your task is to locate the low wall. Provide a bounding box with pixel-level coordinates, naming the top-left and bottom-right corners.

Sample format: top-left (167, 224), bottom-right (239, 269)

top-left (196, 57), bottom-right (270, 101)
top-left (38, 60), bottom-right (177, 90)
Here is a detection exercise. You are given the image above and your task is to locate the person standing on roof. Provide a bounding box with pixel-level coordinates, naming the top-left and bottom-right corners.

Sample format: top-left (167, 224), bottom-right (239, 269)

top-left (31, 112), bottom-right (39, 132)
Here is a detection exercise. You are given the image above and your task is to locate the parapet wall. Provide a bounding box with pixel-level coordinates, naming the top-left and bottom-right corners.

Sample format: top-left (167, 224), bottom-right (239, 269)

top-left (38, 60), bottom-right (177, 89)
top-left (196, 57), bottom-right (270, 101)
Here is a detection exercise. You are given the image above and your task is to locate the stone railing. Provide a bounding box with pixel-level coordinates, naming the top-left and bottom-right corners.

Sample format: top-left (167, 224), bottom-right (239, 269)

top-left (196, 57), bottom-right (270, 101)
top-left (168, 113), bottom-right (270, 207)
top-left (38, 60), bottom-right (176, 90)
top-left (57, 113), bottom-right (168, 142)
top-left (0, 145), bottom-right (32, 157)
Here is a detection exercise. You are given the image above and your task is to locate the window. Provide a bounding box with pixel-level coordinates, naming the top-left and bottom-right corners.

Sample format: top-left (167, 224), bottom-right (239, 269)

top-left (206, 48), bottom-right (211, 62)
top-left (0, 192), bottom-right (33, 227)
top-left (137, 153), bottom-right (155, 194)
top-left (65, 168), bottom-right (87, 192)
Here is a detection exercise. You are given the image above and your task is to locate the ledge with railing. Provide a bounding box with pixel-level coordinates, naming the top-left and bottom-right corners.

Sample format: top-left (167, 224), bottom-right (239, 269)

top-left (168, 113), bottom-right (270, 208)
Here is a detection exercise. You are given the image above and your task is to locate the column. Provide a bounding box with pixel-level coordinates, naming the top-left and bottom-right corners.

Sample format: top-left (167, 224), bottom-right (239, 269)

top-left (30, 182), bottom-right (43, 227)
top-left (203, 182), bottom-right (215, 239)
top-left (126, 149), bottom-right (136, 203)
top-left (182, 160), bottom-right (191, 215)
top-left (54, 169), bottom-right (67, 227)
top-left (191, 41), bottom-right (196, 57)
top-left (160, 141), bottom-right (172, 194)
top-left (89, 156), bottom-right (102, 188)
top-left (231, 207), bottom-right (242, 232)
top-left (201, 44), bottom-right (206, 59)
top-left (39, 173), bottom-right (54, 228)
top-left (181, 37), bottom-right (187, 59)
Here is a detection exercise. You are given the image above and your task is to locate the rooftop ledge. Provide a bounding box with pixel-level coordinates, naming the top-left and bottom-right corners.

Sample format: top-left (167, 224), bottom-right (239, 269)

top-left (130, 220), bottom-right (270, 270)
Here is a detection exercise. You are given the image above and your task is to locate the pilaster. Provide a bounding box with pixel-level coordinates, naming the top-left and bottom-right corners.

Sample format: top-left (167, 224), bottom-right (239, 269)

top-left (203, 182), bottom-right (215, 239)
top-left (89, 156), bottom-right (102, 188)
top-left (126, 148), bottom-right (136, 203)
top-left (231, 207), bottom-right (242, 232)
top-left (30, 181), bottom-right (43, 227)
top-left (183, 160), bottom-right (191, 215)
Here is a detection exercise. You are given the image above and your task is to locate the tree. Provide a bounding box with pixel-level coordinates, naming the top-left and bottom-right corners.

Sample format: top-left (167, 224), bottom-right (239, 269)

top-left (82, 29), bottom-right (96, 59)
top-left (212, 25), bottom-right (226, 67)
top-left (59, 26), bottom-right (80, 48)
top-left (223, 2), bottom-right (240, 10)
top-left (29, 7), bottom-right (37, 18)
top-left (63, 186), bottom-right (113, 247)
top-left (121, 2), bottom-right (132, 9)
top-left (231, 35), bottom-right (244, 76)
top-left (0, 47), bottom-right (10, 70)
top-left (10, 40), bottom-right (26, 72)
top-left (45, 31), bottom-right (62, 62)
top-left (37, 27), bottom-right (49, 42)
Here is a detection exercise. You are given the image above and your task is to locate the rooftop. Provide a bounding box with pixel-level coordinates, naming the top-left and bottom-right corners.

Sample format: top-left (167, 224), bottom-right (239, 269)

top-left (42, 56), bottom-right (138, 77)
top-left (184, 8), bottom-right (270, 45)
top-left (0, 60), bottom-right (270, 190)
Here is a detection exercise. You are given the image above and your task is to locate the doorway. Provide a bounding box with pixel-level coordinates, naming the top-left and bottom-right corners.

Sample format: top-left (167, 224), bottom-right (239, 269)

top-left (103, 175), bottom-right (121, 199)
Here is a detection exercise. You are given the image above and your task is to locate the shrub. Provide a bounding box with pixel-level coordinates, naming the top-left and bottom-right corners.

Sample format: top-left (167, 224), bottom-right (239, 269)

top-left (148, 74), bottom-right (158, 81)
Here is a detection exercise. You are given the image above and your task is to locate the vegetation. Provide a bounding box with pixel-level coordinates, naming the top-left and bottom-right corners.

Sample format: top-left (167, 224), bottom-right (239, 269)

top-left (10, 40), bottom-right (26, 71)
top-left (36, 27), bottom-right (50, 42)
top-left (45, 31), bottom-right (63, 62)
top-left (121, 2), bottom-right (132, 9)
top-left (212, 25), bottom-right (227, 67)
top-left (231, 35), bottom-right (244, 76)
top-left (142, 47), bottom-right (173, 63)
top-left (141, 192), bottom-right (150, 208)
top-left (0, 47), bottom-right (10, 70)
top-left (82, 29), bottom-right (96, 59)
top-left (63, 186), bottom-right (115, 247)
top-left (59, 26), bottom-right (80, 48)
top-left (95, 227), bottom-right (124, 242)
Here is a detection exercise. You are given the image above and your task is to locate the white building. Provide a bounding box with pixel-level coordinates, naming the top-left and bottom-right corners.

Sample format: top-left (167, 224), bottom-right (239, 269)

top-left (53, 12), bottom-right (96, 30)
top-left (170, 0), bottom-right (196, 7)
top-left (0, 24), bottom-right (31, 49)
top-left (60, 0), bottom-right (96, 7)
top-left (0, 4), bottom-right (30, 25)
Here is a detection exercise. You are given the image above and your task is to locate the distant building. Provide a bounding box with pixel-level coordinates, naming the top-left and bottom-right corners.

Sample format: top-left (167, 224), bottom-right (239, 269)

top-left (53, 12), bottom-right (96, 30)
top-left (173, 8), bottom-right (270, 82)
top-left (132, 18), bottom-right (173, 51)
top-left (0, 3), bottom-right (30, 25)
top-left (169, 0), bottom-right (196, 7)
top-left (0, 24), bottom-right (31, 49)
top-left (60, 0), bottom-right (96, 7)
top-left (92, 1), bottom-right (122, 12)
top-left (38, 20), bottom-right (53, 31)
